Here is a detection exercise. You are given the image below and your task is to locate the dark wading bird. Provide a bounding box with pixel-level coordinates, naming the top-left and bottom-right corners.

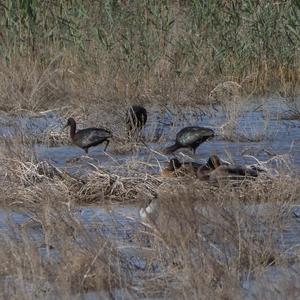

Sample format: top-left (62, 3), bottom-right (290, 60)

top-left (64, 117), bottom-right (112, 153)
top-left (126, 105), bottom-right (147, 136)
top-left (164, 126), bottom-right (215, 154)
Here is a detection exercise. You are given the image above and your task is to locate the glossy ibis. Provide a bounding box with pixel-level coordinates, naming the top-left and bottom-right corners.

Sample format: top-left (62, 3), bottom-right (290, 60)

top-left (64, 117), bottom-right (112, 153)
top-left (126, 105), bottom-right (147, 135)
top-left (164, 126), bottom-right (214, 154)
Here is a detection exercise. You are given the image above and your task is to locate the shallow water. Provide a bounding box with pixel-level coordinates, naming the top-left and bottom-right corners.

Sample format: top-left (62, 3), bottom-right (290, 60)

top-left (18, 97), bottom-right (298, 177)
top-left (0, 209), bottom-right (30, 229)
top-left (0, 110), bottom-right (64, 138)
top-left (1, 97), bottom-right (300, 298)
top-left (1, 204), bottom-right (300, 298)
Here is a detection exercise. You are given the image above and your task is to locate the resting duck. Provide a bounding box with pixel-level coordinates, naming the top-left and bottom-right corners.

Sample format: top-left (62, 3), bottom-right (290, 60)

top-left (209, 164), bottom-right (260, 182)
top-left (160, 158), bottom-right (203, 178)
top-left (196, 154), bottom-right (225, 180)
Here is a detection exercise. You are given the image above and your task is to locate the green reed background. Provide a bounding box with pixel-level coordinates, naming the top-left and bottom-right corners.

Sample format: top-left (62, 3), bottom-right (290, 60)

top-left (0, 0), bottom-right (299, 97)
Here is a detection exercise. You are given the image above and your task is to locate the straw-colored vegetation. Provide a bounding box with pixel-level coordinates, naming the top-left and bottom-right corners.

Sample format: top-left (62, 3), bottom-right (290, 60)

top-left (1, 132), bottom-right (300, 298)
top-left (0, 0), bottom-right (299, 114)
top-left (0, 0), bottom-right (300, 299)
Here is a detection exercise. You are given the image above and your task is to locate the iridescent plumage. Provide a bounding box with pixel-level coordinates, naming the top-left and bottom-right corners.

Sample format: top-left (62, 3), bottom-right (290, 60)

top-left (165, 126), bottom-right (215, 154)
top-left (64, 118), bottom-right (112, 153)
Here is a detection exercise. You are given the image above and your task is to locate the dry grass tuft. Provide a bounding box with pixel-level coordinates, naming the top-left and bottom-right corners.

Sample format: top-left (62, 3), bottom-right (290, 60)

top-left (0, 130), bottom-right (300, 298)
top-left (208, 81), bottom-right (242, 105)
top-left (0, 203), bottom-right (132, 299)
top-left (137, 174), bottom-right (300, 298)
top-left (78, 164), bottom-right (160, 203)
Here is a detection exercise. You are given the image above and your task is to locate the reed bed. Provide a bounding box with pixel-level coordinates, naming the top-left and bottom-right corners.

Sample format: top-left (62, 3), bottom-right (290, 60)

top-left (0, 0), bottom-right (298, 115)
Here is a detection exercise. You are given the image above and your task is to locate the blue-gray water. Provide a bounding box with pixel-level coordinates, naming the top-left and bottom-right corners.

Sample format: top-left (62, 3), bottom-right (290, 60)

top-left (24, 98), bottom-right (299, 177)
top-left (1, 97), bottom-right (300, 298)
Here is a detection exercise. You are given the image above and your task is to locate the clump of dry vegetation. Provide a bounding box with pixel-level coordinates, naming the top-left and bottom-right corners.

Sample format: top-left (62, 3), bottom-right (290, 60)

top-left (0, 0), bottom-right (299, 115)
top-left (0, 132), bottom-right (300, 298)
top-left (137, 175), bottom-right (300, 299)
top-left (0, 140), bottom-right (135, 298)
top-left (0, 200), bottom-right (133, 299)
top-left (279, 98), bottom-right (300, 120)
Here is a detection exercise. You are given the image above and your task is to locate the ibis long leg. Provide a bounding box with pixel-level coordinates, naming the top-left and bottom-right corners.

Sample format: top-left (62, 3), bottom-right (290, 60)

top-left (104, 140), bottom-right (110, 151)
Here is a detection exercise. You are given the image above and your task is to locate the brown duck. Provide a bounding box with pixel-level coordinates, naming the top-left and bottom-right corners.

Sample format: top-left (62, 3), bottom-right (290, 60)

top-left (160, 158), bottom-right (202, 178)
top-left (209, 164), bottom-right (260, 182)
top-left (160, 155), bottom-right (223, 178)
top-left (196, 155), bottom-right (224, 180)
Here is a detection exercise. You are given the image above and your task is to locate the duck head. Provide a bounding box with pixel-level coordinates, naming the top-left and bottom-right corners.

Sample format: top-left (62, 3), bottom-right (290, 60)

top-left (166, 158), bottom-right (182, 171)
top-left (206, 154), bottom-right (222, 169)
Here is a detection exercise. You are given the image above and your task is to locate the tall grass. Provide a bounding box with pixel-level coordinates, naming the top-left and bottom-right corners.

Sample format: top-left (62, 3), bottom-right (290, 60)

top-left (0, 0), bottom-right (299, 111)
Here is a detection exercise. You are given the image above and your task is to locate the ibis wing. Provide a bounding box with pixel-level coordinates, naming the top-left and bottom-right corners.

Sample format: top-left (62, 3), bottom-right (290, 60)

top-left (74, 128), bottom-right (111, 148)
top-left (177, 127), bottom-right (214, 146)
